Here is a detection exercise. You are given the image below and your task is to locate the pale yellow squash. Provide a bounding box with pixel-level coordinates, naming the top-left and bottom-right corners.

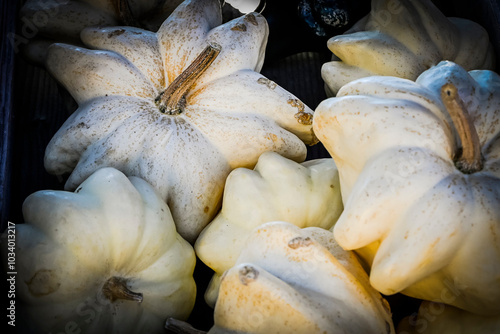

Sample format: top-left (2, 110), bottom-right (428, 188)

top-left (313, 61), bottom-right (500, 316)
top-left (44, 0), bottom-right (316, 242)
top-left (209, 221), bottom-right (395, 334)
top-left (1, 167), bottom-right (196, 334)
top-left (322, 0), bottom-right (495, 95)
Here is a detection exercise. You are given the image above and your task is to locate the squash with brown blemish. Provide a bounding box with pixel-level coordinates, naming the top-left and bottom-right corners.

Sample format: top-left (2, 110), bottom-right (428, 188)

top-left (209, 221), bottom-right (395, 334)
top-left (195, 151), bottom-right (343, 307)
top-left (313, 60), bottom-right (500, 316)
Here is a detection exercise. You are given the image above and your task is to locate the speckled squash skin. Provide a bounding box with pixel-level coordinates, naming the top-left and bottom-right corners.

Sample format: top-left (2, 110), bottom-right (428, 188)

top-left (209, 222), bottom-right (395, 334)
top-left (313, 61), bottom-right (500, 316)
top-left (2, 168), bottom-right (196, 334)
top-left (322, 0), bottom-right (496, 96)
top-left (43, 0), bottom-right (316, 242)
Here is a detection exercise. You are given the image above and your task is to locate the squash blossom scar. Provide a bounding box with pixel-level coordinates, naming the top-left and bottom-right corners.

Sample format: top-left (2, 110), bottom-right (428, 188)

top-left (288, 236), bottom-right (313, 249)
top-left (27, 269), bottom-right (60, 296)
top-left (102, 276), bottom-right (143, 303)
top-left (239, 265), bottom-right (259, 285)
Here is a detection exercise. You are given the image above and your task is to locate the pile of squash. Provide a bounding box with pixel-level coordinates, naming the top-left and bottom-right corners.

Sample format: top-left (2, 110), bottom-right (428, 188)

top-left (3, 0), bottom-right (499, 333)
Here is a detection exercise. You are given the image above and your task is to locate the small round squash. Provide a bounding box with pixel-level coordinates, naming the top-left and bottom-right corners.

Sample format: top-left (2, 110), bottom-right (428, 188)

top-left (43, 0), bottom-right (316, 243)
top-left (194, 151), bottom-right (343, 307)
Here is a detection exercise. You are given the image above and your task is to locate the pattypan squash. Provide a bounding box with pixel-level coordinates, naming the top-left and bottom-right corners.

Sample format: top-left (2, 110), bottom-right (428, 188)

top-left (18, 0), bottom-right (183, 64)
top-left (44, 0), bottom-right (316, 243)
top-left (322, 0), bottom-right (495, 95)
top-left (397, 301), bottom-right (500, 334)
top-left (209, 221), bottom-right (395, 334)
top-left (1, 167), bottom-right (196, 334)
top-left (313, 61), bottom-right (500, 316)
top-left (194, 151), bottom-right (343, 307)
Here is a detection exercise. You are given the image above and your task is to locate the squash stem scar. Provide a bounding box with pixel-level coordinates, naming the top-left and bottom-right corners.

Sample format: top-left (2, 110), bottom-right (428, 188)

top-left (102, 276), bottom-right (143, 303)
top-left (441, 83), bottom-right (483, 174)
top-left (239, 265), bottom-right (258, 285)
top-left (156, 43), bottom-right (222, 115)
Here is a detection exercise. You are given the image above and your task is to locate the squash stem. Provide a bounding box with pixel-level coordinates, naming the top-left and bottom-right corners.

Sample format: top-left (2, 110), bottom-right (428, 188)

top-left (156, 43), bottom-right (222, 115)
top-left (102, 276), bottom-right (143, 303)
top-left (441, 83), bottom-right (483, 174)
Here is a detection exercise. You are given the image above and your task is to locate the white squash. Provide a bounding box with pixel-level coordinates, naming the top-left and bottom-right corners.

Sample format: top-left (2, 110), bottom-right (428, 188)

top-left (209, 221), bottom-right (395, 334)
top-left (313, 61), bottom-right (500, 316)
top-left (194, 151), bottom-right (343, 306)
top-left (322, 0), bottom-right (495, 95)
top-left (1, 167), bottom-right (196, 334)
top-left (43, 0), bottom-right (316, 242)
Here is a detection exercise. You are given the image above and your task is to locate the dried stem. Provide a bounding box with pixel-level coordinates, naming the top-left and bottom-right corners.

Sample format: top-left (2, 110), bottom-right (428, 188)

top-left (156, 43), bottom-right (222, 115)
top-left (102, 276), bottom-right (143, 303)
top-left (441, 83), bottom-right (483, 174)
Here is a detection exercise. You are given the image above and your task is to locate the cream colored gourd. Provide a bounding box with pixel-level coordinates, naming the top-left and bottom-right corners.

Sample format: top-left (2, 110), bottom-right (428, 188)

top-left (44, 0), bottom-right (316, 243)
top-left (194, 151), bottom-right (343, 306)
top-left (209, 221), bottom-right (395, 334)
top-left (397, 302), bottom-right (500, 334)
top-left (322, 0), bottom-right (495, 96)
top-left (313, 61), bottom-right (500, 316)
top-left (1, 167), bottom-right (196, 334)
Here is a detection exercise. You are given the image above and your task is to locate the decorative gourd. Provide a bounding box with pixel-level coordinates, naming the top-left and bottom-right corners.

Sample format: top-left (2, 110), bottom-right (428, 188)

top-left (43, 0), bottom-right (317, 243)
top-left (313, 61), bottom-right (500, 316)
top-left (322, 0), bottom-right (496, 95)
top-left (1, 167), bottom-right (196, 334)
top-left (209, 221), bottom-right (395, 334)
top-left (397, 302), bottom-right (500, 334)
top-left (194, 151), bottom-right (343, 306)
